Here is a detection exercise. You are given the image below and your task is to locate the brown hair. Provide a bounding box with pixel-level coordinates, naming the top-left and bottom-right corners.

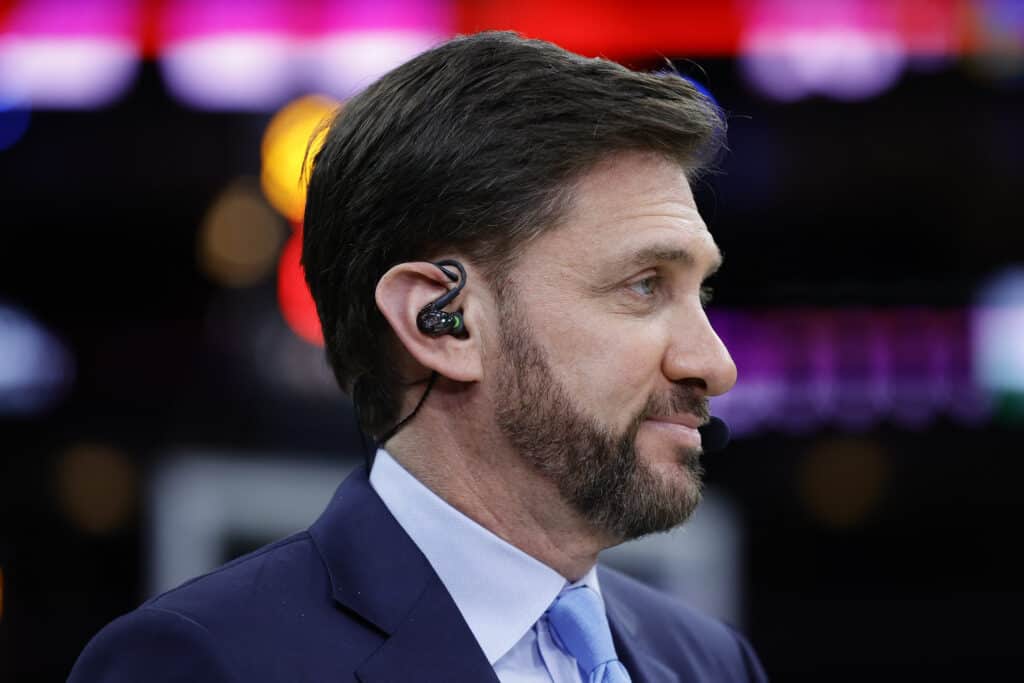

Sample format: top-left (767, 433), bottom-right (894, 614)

top-left (302, 31), bottom-right (725, 437)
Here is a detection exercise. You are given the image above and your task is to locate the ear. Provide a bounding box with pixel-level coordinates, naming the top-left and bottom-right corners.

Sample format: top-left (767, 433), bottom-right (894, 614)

top-left (375, 261), bottom-right (483, 383)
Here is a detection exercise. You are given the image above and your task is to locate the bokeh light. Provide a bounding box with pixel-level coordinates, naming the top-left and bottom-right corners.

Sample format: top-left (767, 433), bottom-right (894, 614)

top-left (0, 302), bottom-right (75, 416)
top-left (311, 31), bottom-right (447, 98)
top-left (310, 0), bottom-right (452, 97)
top-left (798, 438), bottom-right (890, 529)
top-left (1, 1), bottom-right (1021, 111)
top-left (277, 230), bottom-right (323, 346)
top-left (160, 34), bottom-right (295, 110)
top-left (0, 37), bottom-right (140, 108)
top-left (158, 0), bottom-right (295, 110)
top-left (972, 267), bottom-right (1024, 419)
top-left (740, 0), bottom-right (908, 103)
top-left (260, 94), bottom-right (339, 222)
top-left (198, 178), bottom-right (286, 287)
top-left (962, 0), bottom-right (1024, 86)
top-left (711, 307), bottom-right (983, 437)
top-left (741, 29), bottom-right (906, 101)
top-left (55, 443), bottom-right (138, 535)
top-left (0, 0), bottom-right (140, 108)
top-left (0, 96), bottom-right (30, 151)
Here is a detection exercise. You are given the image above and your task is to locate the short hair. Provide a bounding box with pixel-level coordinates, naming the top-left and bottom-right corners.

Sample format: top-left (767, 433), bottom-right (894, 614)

top-left (302, 31), bottom-right (725, 438)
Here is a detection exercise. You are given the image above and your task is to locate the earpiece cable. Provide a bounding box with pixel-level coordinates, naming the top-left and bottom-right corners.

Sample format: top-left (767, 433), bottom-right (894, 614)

top-left (375, 371), bottom-right (439, 447)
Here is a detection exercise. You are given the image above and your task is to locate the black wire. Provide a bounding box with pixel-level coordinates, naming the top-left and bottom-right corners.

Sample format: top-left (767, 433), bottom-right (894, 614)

top-left (363, 259), bottom-right (465, 468)
top-left (374, 371), bottom-right (439, 450)
top-left (431, 259), bottom-right (466, 308)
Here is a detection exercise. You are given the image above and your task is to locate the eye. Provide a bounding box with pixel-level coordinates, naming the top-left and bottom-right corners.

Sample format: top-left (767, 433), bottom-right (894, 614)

top-left (628, 276), bottom-right (659, 297)
top-left (700, 285), bottom-right (714, 307)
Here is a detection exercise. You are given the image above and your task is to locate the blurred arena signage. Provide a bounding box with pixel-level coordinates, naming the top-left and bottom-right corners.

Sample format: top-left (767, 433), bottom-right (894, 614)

top-left (0, 0), bottom-right (1021, 110)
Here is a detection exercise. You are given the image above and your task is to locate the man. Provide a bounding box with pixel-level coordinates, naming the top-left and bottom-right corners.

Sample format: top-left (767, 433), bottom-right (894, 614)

top-left (70, 31), bottom-right (766, 682)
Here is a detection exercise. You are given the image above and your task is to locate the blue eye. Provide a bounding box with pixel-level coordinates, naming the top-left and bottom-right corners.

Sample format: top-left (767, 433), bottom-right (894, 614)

top-left (629, 277), bottom-right (658, 296)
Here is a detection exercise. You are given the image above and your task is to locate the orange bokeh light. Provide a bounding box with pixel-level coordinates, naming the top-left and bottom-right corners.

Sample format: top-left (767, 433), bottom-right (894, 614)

top-left (260, 94), bottom-right (340, 223)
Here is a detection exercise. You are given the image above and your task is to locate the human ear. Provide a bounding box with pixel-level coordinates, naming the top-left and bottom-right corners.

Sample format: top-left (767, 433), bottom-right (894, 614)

top-left (375, 261), bottom-right (483, 383)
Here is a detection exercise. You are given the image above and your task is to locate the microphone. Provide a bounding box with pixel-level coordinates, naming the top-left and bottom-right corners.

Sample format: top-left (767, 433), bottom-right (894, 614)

top-left (698, 416), bottom-right (730, 453)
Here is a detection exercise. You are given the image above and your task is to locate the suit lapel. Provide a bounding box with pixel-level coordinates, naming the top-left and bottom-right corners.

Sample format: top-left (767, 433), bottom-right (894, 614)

top-left (601, 569), bottom-right (681, 683)
top-left (309, 468), bottom-right (498, 683)
top-left (355, 573), bottom-right (499, 682)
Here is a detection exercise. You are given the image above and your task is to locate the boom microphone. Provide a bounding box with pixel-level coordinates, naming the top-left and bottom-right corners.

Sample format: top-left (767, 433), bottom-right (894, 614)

top-left (698, 416), bottom-right (730, 453)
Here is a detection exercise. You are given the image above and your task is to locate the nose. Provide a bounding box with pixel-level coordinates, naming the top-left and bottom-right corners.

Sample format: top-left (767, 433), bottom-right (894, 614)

top-left (662, 309), bottom-right (737, 397)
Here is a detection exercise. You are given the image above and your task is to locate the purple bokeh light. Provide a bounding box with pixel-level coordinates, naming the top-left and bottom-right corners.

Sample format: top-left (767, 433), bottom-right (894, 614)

top-left (159, 0), bottom-right (453, 109)
top-left (710, 306), bottom-right (985, 438)
top-left (0, 0), bottom-right (140, 108)
top-left (739, 0), bottom-right (907, 101)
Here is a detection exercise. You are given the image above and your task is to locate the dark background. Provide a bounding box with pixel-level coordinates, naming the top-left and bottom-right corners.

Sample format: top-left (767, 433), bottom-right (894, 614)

top-left (3, 16), bottom-right (1024, 683)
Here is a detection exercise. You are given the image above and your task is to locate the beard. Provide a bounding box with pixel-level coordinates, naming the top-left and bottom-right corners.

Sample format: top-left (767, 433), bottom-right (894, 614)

top-left (493, 293), bottom-right (709, 543)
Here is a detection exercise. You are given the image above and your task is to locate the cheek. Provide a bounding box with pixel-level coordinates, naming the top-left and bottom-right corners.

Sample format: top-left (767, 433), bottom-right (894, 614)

top-left (536, 309), bottom-right (662, 423)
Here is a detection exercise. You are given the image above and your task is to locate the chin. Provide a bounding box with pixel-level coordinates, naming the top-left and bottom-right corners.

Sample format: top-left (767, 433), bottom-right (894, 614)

top-left (648, 455), bottom-right (702, 500)
top-left (609, 441), bottom-right (704, 541)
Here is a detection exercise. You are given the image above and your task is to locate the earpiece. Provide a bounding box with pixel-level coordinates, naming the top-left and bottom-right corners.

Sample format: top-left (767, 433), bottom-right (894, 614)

top-left (417, 307), bottom-right (465, 337)
top-left (416, 259), bottom-right (468, 338)
top-left (376, 259), bottom-right (468, 447)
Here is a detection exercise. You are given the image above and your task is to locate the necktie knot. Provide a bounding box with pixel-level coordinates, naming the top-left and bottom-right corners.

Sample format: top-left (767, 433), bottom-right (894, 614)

top-left (547, 586), bottom-right (632, 682)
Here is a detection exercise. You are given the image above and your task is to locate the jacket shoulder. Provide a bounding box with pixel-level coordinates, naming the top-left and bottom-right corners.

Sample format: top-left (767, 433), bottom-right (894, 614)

top-left (70, 532), bottom-right (378, 682)
top-left (68, 604), bottom-right (240, 682)
top-left (143, 532), bottom-right (326, 625)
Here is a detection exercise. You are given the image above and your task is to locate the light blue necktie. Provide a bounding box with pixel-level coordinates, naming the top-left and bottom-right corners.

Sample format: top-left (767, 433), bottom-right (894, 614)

top-left (547, 585), bottom-right (632, 683)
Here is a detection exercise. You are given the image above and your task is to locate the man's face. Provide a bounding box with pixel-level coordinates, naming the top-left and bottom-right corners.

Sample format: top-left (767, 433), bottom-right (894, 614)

top-left (490, 151), bottom-right (736, 542)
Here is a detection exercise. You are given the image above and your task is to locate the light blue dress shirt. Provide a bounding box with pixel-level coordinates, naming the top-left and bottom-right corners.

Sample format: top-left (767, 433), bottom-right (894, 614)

top-left (369, 448), bottom-right (602, 683)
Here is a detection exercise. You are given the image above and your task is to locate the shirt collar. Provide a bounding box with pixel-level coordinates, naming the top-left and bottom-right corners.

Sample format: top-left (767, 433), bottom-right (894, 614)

top-left (369, 448), bottom-right (600, 664)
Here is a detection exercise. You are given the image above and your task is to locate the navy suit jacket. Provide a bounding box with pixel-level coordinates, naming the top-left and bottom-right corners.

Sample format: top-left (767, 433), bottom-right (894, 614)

top-left (70, 467), bottom-right (768, 682)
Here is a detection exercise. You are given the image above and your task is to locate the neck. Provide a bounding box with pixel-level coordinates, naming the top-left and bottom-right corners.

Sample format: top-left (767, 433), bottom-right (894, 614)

top-left (384, 401), bottom-right (612, 581)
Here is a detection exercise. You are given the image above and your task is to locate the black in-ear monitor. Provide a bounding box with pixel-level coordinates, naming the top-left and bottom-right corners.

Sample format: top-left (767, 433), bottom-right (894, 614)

top-left (416, 259), bottom-right (468, 337)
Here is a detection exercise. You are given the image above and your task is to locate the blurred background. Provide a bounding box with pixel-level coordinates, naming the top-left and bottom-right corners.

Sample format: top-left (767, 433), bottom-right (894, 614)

top-left (1, 0), bottom-right (1023, 680)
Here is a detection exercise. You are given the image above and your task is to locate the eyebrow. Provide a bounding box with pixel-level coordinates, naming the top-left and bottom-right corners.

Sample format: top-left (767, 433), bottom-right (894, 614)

top-left (614, 244), bottom-right (724, 279)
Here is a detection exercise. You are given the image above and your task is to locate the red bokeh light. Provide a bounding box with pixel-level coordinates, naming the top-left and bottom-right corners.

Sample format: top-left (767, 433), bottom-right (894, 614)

top-left (277, 228), bottom-right (324, 346)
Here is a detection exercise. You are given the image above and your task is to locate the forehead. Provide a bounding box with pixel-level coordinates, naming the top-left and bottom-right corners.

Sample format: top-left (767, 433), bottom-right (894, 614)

top-left (530, 151), bottom-right (720, 274)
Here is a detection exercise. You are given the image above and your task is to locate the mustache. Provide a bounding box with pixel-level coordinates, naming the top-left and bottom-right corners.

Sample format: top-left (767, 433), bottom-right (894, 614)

top-left (639, 382), bottom-right (710, 424)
